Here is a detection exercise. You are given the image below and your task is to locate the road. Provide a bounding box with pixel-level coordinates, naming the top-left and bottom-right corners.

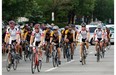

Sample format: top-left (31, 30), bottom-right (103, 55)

top-left (2, 45), bottom-right (114, 75)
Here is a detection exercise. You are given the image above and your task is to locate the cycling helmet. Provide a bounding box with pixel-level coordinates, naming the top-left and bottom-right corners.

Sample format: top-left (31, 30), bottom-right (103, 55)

top-left (34, 24), bottom-right (40, 29)
top-left (102, 26), bottom-right (106, 30)
top-left (9, 20), bottom-right (15, 25)
top-left (53, 26), bottom-right (59, 30)
top-left (65, 26), bottom-right (69, 30)
top-left (97, 25), bottom-right (102, 29)
top-left (46, 25), bottom-right (52, 28)
top-left (81, 22), bottom-right (86, 27)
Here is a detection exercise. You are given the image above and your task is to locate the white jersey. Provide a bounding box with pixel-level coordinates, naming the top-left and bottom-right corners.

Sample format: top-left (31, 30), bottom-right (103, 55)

top-left (94, 29), bottom-right (104, 38)
top-left (6, 27), bottom-right (20, 44)
top-left (31, 29), bottom-right (43, 42)
top-left (78, 28), bottom-right (89, 39)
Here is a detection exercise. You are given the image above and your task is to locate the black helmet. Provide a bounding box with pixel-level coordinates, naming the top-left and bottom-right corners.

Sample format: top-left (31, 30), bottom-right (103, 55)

top-left (81, 22), bottom-right (86, 27)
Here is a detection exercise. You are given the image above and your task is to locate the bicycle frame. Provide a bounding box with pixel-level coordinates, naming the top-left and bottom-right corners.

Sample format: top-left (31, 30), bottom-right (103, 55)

top-left (33, 47), bottom-right (39, 65)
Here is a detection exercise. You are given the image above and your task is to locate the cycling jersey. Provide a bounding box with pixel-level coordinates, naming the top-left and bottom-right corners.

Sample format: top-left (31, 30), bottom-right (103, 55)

top-left (50, 30), bottom-right (61, 43)
top-left (6, 27), bottom-right (20, 44)
top-left (65, 29), bottom-right (75, 42)
top-left (94, 28), bottom-right (104, 41)
top-left (94, 29), bottom-right (104, 38)
top-left (31, 29), bottom-right (43, 46)
top-left (44, 29), bottom-right (52, 41)
top-left (78, 29), bottom-right (89, 39)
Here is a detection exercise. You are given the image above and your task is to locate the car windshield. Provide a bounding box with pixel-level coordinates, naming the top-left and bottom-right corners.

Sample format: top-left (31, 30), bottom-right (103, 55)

top-left (89, 27), bottom-right (97, 33)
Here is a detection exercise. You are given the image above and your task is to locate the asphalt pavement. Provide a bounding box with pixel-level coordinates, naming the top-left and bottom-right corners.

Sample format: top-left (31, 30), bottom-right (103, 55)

top-left (2, 45), bottom-right (114, 75)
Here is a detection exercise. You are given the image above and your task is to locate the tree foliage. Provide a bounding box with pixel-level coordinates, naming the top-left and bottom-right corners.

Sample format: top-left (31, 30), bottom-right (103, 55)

top-left (2, 0), bottom-right (114, 24)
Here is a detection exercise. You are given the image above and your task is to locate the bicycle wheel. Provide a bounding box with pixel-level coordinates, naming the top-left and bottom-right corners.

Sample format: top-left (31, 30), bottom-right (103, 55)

top-left (56, 53), bottom-right (59, 67)
top-left (13, 59), bottom-right (18, 70)
top-left (29, 51), bottom-right (32, 61)
top-left (82, 51), bottom-right (86, 65)
top-left (37, 60), bottom-right (42, 72)
top-left (52, 51), bottom-right (56, 67)
top-left (63, 46), bottom-right (66, 59)
top-left (46, 49), bottom-right (49, 63)
top-left (66, 47), bottom-right (71, 62)
top-left (102, 48), bottom-right (105, 58)
top-left (107, 42), bottom-right (111, 50)
top-left (29, 47), bottom-right (32, 61)
top-left (24, 48), bottom-right (28, 61)
top-left (97, 48), bottom-right (100, 62)
top-left (6, 53), bottom-right (12, 72)
top-left (31, 53), bottom-right (36, 74)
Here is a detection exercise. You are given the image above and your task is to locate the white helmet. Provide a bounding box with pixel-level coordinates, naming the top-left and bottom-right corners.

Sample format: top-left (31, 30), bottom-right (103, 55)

top-left (97, 25), bottom-right (102, 28)
top-left (53, 26), bottom-right (59, 30)
top-left (46, 25), bottom-right (52, 28)
top-left (102, 26), bottom-right (106, 30)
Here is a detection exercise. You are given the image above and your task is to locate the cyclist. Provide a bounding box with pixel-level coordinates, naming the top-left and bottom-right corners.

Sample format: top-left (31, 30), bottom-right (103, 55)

top-left (50, 26), bottom-right (62, 65)
top-left (106, 27), bottom-right (111, 43)
top-left (30, 24), bottom-right (44, 60)
top-left (43, 25), bottom-right (52, 58)
top-left (4, 20), bottom-right (22, 57)
top-left (93, 24), bottom-right (104, 56)
top-left (21, 25), bottom-right (28, 41)
top-left (102, 27), bottom-right (108, 51)
top-left (76, 22), bottom-right (90, 62)
top-left (64, 25), bottom-right (76, 60)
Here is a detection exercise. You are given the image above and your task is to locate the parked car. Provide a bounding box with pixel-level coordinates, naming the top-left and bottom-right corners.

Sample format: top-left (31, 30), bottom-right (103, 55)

top-left (109, 27), bottom-right (114, 44)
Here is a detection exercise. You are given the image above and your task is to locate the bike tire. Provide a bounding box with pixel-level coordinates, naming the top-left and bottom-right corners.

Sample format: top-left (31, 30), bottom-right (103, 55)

top-left (29, 48), bottom-right (32, 61)
top-left (52, 51), bottom-right (56, 67)
top-left (63, 46), bottom-right (66, 59)
top-left (24, 48), bottom-right (28, 61)
top-left (37, 60), bottom-right (42, 72)
top-left (31, 53), bottom-right (36, 74)
top-left (97, 50), bottom-right (100, 62)
top-left (102, 48), bottom-right (105, 58)
top-left (6, 53), bottom-right (12, 72)
top-left (56, 53), bottom-right (59, 67)
top-left (107, 42), bottom-right (111, 50)
top-left (13, 59), bottom-right (18, 70)
top-left (46, 49), bottom-right (49, 63)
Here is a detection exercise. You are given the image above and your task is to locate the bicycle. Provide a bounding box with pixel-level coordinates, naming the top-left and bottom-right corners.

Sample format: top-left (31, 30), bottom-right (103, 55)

top-left (81, 42), bottom-right (87, 65)
top-left (31, 46), bottom-right (42, 74)
top-left (101, 40), bottom-right (106, 58)
top-left (52, 42), bottom-right (59, 67)
top-left (6, 43), bottom-right (18, 72)
top-left (96, 41), bottom-right (102, 62)
top-left (24, 41), bottom-right (32, 61)
top-left (106, 40), bottom-right (111, 50)
top-left (63, 42), bottom-right (67, 59)
top-left (45, 42), bottom-right (50, 63)
top-left (65, 43), bottom-right (71, 62)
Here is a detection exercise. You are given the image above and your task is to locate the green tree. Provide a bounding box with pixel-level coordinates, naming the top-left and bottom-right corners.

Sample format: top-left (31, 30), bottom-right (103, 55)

top-left (93, 0), bottom-right (114, 23)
